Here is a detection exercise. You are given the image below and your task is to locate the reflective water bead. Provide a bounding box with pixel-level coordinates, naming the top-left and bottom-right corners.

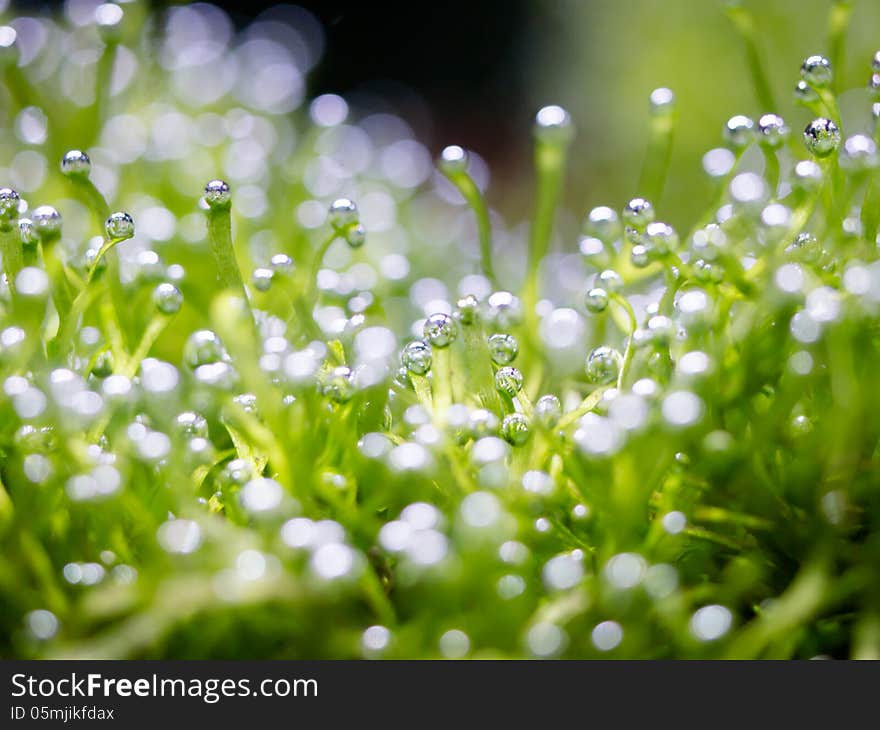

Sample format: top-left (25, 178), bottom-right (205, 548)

top-left (439, 145), bottom-right (469, 174)
top-left (174, 411), bottom-right (208, 439)
top-left (586, 346), bottom-right (622, 384)
top-left (647, 315), bottom-right (675, 345)
top-left (15, 267), bottom-right (49, 299)
top-left (649, 87), bottom-right (675, 114)
top-left (423, 312), bottom-right (458, 348)
top-left (794, 80), bottom-right (818, 105)
top-left (95, 2), bottom-right (124, 37)
top-left (469, 408), bottom-right (499, 438)
top-left (800, 55), bottom-right (832, 88)
top-left (874, 50), bottom-right (880, 73)
top-left (184, 329), bottom-right (225, 368)
top-left (105, 211), bottom-right (134, 240)
top-left (487, 333), bottom-right (518, 365)
top-left (585, 287), bottom-right (609, 313)
top-left (597, 268), bottom-right (623, 293)
top-left (455, 294), bottom-right (480, 325)
top-left (251, 267), bottom-right (274, 292)
top-left (793, 160), bottom-right (823, 191)
top-left (485, 291), bottom-right (522, 329)
top-left (533, 105), bottom-right (574, 144)
top-left (91, 350), bottom-right (114, 378)
top-left (534, 394), bottom-right (562, 427)
top-left (0, 187), bottom-right (20, 223)
top-left (583, 205), bottom-right (621, 242)
top-left (152, 282), bottom-right (182, 315)
top-left (501, 413), bottom-right (531, 446)
top-left (757, 114), bottom-right (789, 148)
top-left (622, 197), bottom-right (654, 229)
top-left (0, 25), bottom-right (18, 66)
top-left (204, 179), bottom-right (231, 208)
top-left (31, 206), bottom-right (61, 240)
top-left (401, 340), bottom-right (432, 375)
top-left (631, 244), bottom-right (651, 268)
top-left (328, 198), bottom-right (358, 229)
top-left (785, 232), bottom-right (822, 264)
top-left (494, 366), bottom-right (523, 397)
top-left (803, 118), bottom-right (840, 158)
top-left (838, 134), bottom-right (879, 172)
top-left (345, 223), bottom-right (366, 248)
top-left (60, 149), bottom-right (91, 178)
top-left (321, 365), bottom-right (355, 404)
top-left (269, 253), bottom-right (293, 275)
top-left (19, 218), bottom-right (38, 246)
top-left (644, 221), bottom-right (679, 254)
top-left (724, 115), bottom-right (755, 148)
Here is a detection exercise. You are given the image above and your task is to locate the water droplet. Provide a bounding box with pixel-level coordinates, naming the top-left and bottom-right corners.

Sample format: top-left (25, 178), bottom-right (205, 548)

top-left (318, 364), bottom-right (354, 404)
top-left (793, 160), bottom-right (823, 191)
top-left (803, 118), bottom-right (840, 158)
top-left (800, 55), bottom-right (832, 88)
top-left (533, 105), bottom-right (573, 144)
top-left (174, 411), bottom-right (208, 439)
top-left (345, 223), bottom-right (366, 248)
top-left (468, 408), bottom-right (499, 438)
top-left (19, 218), bottom-right (38, 246)
top-left (269, 253), bottom-right (293, 275)
top-left (839, 134), bottom-right (879, 172)
top-left (661, 390), bottom-right (704, 428)
top-left (241, 477), bottom-right (283, 514)
top-left (724, 115), bottom-right (755, 149)
top-left (60, 149), bottom-right (91, 178)
top-left (485, 291), bottom-right (522, 329)
top-left (204, 179), bottom-right (231, 208)
top-left (622, 197), bottom-right (654, 229)
top-left (690, 604), bottom-right (733, 641)
top-left (184, 329), bottom-right (226, 368)
top-left (494, 366), bottom-right (523, 397)
top-left (455, 294), bottom-right (481, 325)
top-left (251, 267), bottom-right (274, 292)
top-left (487, 333), bottom-right (518, 365)
top-left (105, 211), bottom-right (134, 240)
top-left (26, 609), bottom-right (58, 641)
top-left (157, 518), bottom-right (202, 554)
top-left (0, 187), bottom-right (20, 222)
top-left (585, 287), bottom-right (609, 313)
top-left (591, 621), bottom-right (623, 652)
top-left (401, 340), bottom-right (432, 375)
top-left (794, 80), bottom-right (818, 104)
top-left (784, 232), bottom-right (821, 264)
top-left (534, 394), bottom-right (562, 427)
top-left (631, 244), bottom-right (651, 268)
top-left (328, 198), bottom-right (358, 229)
top-left (152, 282), bottom-right (182, 315)
top-left (583, 205), bottom-right (621, 242)
top-left (0, 25), bottom-right (19, 66)
top-left (757, 114), bottom-right (789, 148)
top-left (439, 145), bottom-right (468, 174)
top-left (586, 346), bottom-right (622, 384)
top-left (423, 312), bottom-right (457, 348)
top-left (644, 221), bottom-right (679, 254)
top-left (438, 629), bottom-right (470, 658)
top-left (501, 413), bottom-right (530, 445)
top-left (31, 205), bottom-right (61, 240)
top-left (15, 267), bottom-right (49, 298)
top-left (649, 87), bottom-right (675, 113)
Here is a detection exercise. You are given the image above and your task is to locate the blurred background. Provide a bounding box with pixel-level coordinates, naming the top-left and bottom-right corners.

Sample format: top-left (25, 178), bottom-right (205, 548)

top-left (209, 0), bottom-right (880, 230)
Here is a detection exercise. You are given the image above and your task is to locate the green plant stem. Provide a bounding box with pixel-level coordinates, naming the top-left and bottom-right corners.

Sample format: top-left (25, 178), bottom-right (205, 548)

top-left (826, 1), bottom-right (853, 96)
top-left (440, 169), bottom-right (496, 287)
top-left (725, 3), bottom-right (777, 112)
top-left (0, 224), bottom-right (23, 301)
top-left (638, 106), bottom-right (677, 203)
top-left (206, 204), bottom-right (247, 294)
top-left (460, 323), bottom-right (502, 413)
top-left (612, 293), bottom-right (637, 389)
top-left (432, 347), bottom-right (453, 416)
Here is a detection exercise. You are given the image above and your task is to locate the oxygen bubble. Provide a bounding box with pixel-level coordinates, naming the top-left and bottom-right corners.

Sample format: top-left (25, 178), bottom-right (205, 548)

top-left (241, 477), bottom-right (283, 514)
top-left (270, 253), bottom-right (293, 275)
top-left (794, 80), bottom-right (818, 104)
top-left (152, 282), bottom-right (182, 315)
top-left (402, 340), bottom-right (432, 375)
top-left (724, 115), bottom-right (755, 148)
top-left (321, 365), bottom-right (355, 404)
top-left (105, 211), bottom-right (134, 240)
top-left (838, 134), bottom-right (879, 172)
top-left (501, 413), bottom-right (530, 446)
top-left (485, 291), bottom-right (522, 329)
top-left (221, 458), bottom-right (253, 487)
top-left (494, 366), bottom-right (523, 397)
top-left (649, 87), bottom-right (675, 113)
top-left (184, 330), bottom-right (225, 369)
top-left (468, 408), bottom-right (499, 438)
top-left (583, 206), bottom-right (621, 242)
top-left (204, 179), bottom-right (231, 208)
top-left (0, 187), bottom-right (20, 223)
top-left (60, 149), bottom-right (91, 178)
top-left (631, 244), bottom-right (651, 268)
top-left (32, 205), bottom-right (61, 239)
top-left (586, 346), bottom-right (622, 384)
top-left (591, 621), bottom-right (623, 652)
top-left (328, 198), bottom-right (358, 229)
top-left (487, 333), bottom-right (518, 365)
top-left (174, 411), bottom-right (208, 439)
top-left (622, 197), bottom-right (654, 229)
top-left (251, 267), bottom-right (274, 292)
top-left (757, 114), bottom-right (789, 148)
top-left (800, 55), bottom-right (832, 88)
top-left (534, 394), bottom-right (562, 428)
top-left (455, 294), bottom-right (480, 325)
top-left (794, 160), bottom-right (823, 190)
top-left (597, 269), bottom-right (623, 293)
top-left (585, 287), bottom-right (609, 313)
top-left (345, 223), bottom-right (366, 249)
top-left (95, 3), bottom-right (123, 34)
top-left (690, 604), bottom-right (733, 641)
top-left (647, 221), bottom-right (680, 253)
top-left (439, 145), bottom-right (469, 174)
top-left (15, 267), bottom-right (49, 298)
top-left (803, 118), bottom-right (840, 158)
top-left (533, 105), bottom-right (574, 144)
top-left (423, 312), bottom-right (458, 348)
top-left (579, 235), bottom-right (606, 259)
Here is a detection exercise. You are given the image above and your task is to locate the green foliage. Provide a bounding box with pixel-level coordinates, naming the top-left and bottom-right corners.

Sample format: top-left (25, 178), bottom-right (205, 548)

top-left (0, 3), bottom-right (879, 659)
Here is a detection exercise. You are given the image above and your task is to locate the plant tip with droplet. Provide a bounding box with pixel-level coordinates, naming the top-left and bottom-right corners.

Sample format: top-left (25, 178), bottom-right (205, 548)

top-left (204, 179), bottom-right (231, 209)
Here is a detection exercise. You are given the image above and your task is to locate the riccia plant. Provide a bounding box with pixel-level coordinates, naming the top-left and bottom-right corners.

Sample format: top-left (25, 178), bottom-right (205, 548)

top-left (0, 2), bottom-right (879, 659)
